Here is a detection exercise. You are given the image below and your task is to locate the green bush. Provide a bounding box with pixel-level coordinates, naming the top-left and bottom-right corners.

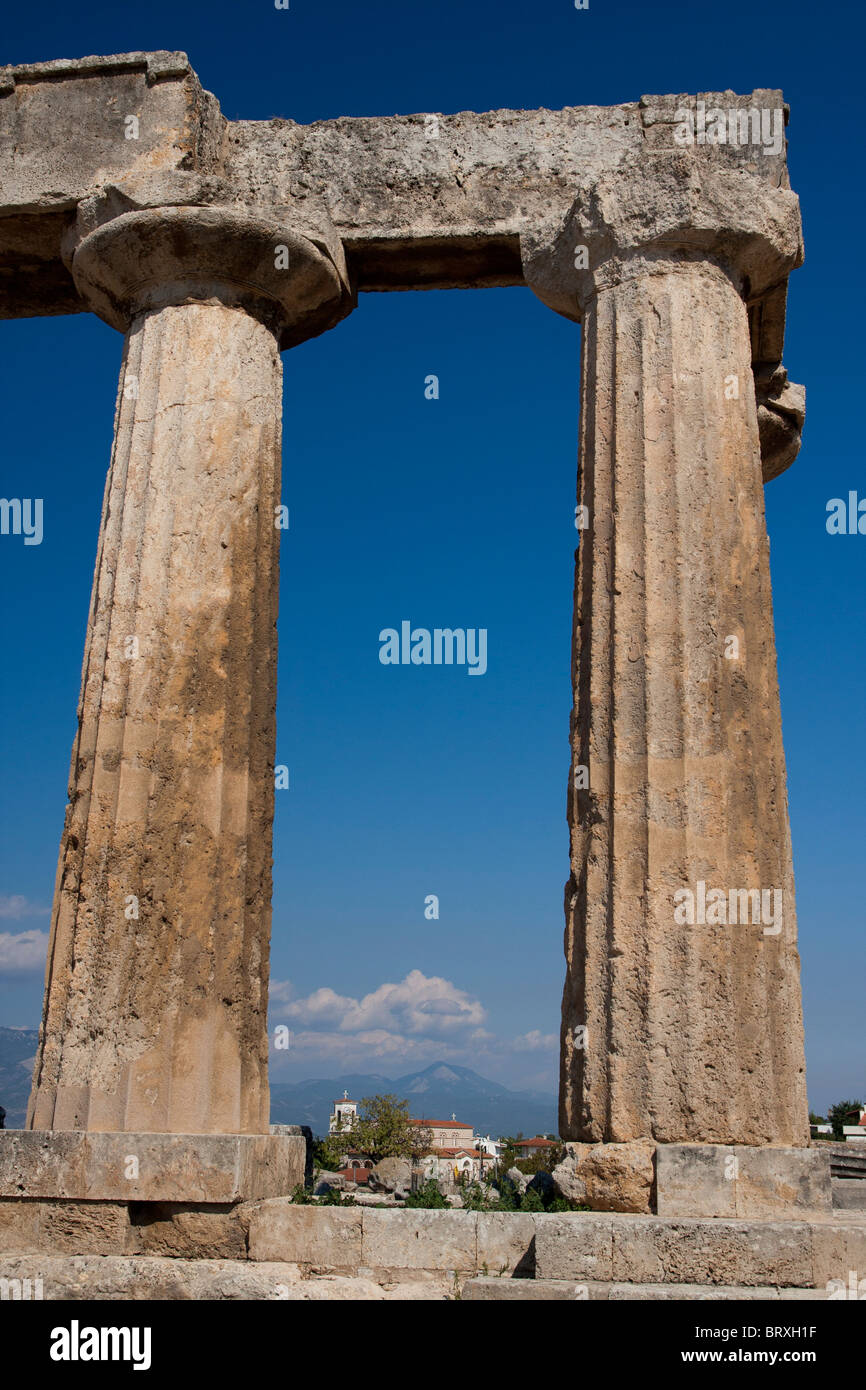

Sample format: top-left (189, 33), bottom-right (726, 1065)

top-left (405, 1179), bottom-right (448, 1209)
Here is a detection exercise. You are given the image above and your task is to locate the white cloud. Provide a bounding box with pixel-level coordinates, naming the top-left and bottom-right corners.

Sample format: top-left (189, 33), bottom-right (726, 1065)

top-left (0, 930), bottom-right (49, 973)
top-left (511, 1029), bottom-right (558, 1052)
top-left (267, 979), bottom-right (295, 1006)
top-left (267, 970), bottom-right (556, 1082)
top-left (279, 1030), bottom-right (466, 1063)
top-left (270, 969), bottom-right (485, 1038)
top-left (0, 895), bottom-right (49, 920)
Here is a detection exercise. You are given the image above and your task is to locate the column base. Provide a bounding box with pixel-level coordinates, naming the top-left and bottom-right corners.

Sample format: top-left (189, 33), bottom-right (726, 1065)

top-left (554, 1141), bottom-right (834, 1217)
top-left (656, 1144), bottom-right (832, 1219)
top-left (0, 1130), bottom-right (305, 1203)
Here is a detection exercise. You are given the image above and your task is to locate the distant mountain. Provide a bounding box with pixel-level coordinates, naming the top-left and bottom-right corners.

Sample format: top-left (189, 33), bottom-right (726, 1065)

top-left (0, 1026), bottom-right (39, 1128)
top-left (270, 1061), bottom-right (558, 1139)
top-left (0, 1032), bottom-right (558, 1140)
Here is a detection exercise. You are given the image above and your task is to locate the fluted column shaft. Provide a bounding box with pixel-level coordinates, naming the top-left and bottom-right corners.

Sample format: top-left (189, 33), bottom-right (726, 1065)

top-left (28, 302), bottom-right (281, 1132)
top-left (561, 256), bottom-right (808, 1145)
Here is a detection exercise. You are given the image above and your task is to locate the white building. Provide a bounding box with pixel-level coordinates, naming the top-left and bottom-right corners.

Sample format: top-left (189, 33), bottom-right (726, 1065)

top-left (418, 1116), bottom-right (474, 1150)
top-left (475, 1134), bottom-right (502, 1160)
top-left (420, 1146), bottom-right (486, 1183)
top-left (329, 1091), bottom-right (358, 1134)
top-left (414, 1116), bottom-right (494, 1183)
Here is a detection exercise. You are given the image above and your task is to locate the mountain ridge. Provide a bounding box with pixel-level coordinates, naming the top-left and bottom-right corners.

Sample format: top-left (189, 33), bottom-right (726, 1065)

top-left (270, 1060), bottom-right (557, 1137)
top-left (0, 1030), bottom-right (558, 1137)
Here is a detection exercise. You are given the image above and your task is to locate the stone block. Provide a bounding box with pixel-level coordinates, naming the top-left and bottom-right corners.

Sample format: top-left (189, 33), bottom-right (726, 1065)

top-left (245, 1201), bottom-right (363, 1269)
top-left (0, 1131), bottom-right (303, 1203)
top-left (656, 1144), bottom-right (832, 1218)
top-left (607, 1283), bottom-right (784, 1301)
top-left (464, 1276), bottom-right (827, 1301)
top-left (809, 1219), bottom-right (866, 1292)
top-left (0, 54), bottom-right (211, 212)
top-left (832, 1179), bottom-right (866, 1212)
top-left (0, 1197), bottom-right (41, 1252)
top-left (560, 1141), bottom-right (655, 1213)
top-left (130, 1203), bottom-right (246, 1259)
top-left (0, 1197), bottom-right (133, 1255)
top-left (534, 1212), bottom-right (818, 1287)
top-left (464, 1276), bottom-right (587, 1300)
top-left (533, 1213), bottom-right (615, 1281)
top-left (0, 1254), bottom-right (379, 1300)
top-left (609, 1216), bottom-right (814, 1288)
top-left (476, 1213), bottom-right (537, 1277)
top-left (656, 1143), bottom-right (736, 1217)
top-left (361, 1209), bottom-right (477, 1272)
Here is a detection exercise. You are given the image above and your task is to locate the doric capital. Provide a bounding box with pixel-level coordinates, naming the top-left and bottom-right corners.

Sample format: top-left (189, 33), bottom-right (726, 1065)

top-left (521, 151), bottom-right (804, 320)
top-left (62, 173), bottom-right (354, 348)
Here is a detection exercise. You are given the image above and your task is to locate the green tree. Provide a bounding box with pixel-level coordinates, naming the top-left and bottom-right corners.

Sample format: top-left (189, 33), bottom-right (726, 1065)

top-left (320, 1093), bottom-right (432, 1168)
top-left (827, 1099), bottom-right (864, 1140)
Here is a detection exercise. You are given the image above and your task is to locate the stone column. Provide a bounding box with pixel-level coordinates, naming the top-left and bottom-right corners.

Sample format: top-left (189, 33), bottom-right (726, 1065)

top-left (524, 156), bottom-right (810, 1147)
top-left (27, 185), bottom-right (350, 1133)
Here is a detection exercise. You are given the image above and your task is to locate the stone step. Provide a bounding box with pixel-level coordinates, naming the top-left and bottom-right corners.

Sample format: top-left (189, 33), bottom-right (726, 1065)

top-left (818, 1143), bottom-right (866, 1180)
top-left (832, 1178), bottom-right (866, 1211)
top-left (0, 1255), bottom-right (451, 1301)
top-left (463, 1277), bottom-right (831, 1301)
top-left (831, 1157), bottom-right (866, 1180)
top-left (242, 1200), bottom-right (866, 1289)
top-left (533, 1212), bottom-right (866, 1289)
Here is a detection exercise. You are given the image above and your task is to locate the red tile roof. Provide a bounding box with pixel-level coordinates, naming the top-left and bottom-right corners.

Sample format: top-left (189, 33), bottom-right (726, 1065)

top-left (338, 1166), bottom-right (371, 1185)
top-left (414, 1119), bottom-right (473, 1129)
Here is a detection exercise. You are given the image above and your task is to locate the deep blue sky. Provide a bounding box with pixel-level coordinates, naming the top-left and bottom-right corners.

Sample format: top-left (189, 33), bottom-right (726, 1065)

top-left (1, 0), bottom-right (863, 1113)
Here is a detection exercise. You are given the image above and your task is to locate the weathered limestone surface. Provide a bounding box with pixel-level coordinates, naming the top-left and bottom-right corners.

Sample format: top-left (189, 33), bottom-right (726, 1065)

top-left (475, 1212), bottom-right (538, 1277)
top-left (532, 1211), bottom-right (866, 1289)
top-left (0, 1196), bottom-right (134, 1256)
top-left (245, 1204), bottom-right (364, 1270)
top-left (524, 160), bottom-right (809, 1147)
top-left (463, 1277), bottom-right (832, 1301)
top-left (0, 54), bottom-right (222, 318)
top-left (554, 1139), bottom-right (655, 1212)
top-left (536, 1213), bottom-right (815, 1286)
top-left (1, 57), bottom-right (800, 393)
top-left (362, 1208), bottom-right (477, 1273)
top-left (0, 1254), bottom-right (842, 1300)
top-left (2, 1205), bottom-right (863, 1296)
top-left (0, 1131), bottom-right (304, 1201)
top-left (832, 1179), bottom-right (866, 1212)
top-left (656, 1143), bottom-right (832, 1218)
top-left (0, 1254), bottom-right (452, 1300)
top-left (243, 1201), bottom-right (536, 1277)
top-left (28, 300), bottom-right (282, 1133)
top-left (126, 1203), bottom-right (247, 1258)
